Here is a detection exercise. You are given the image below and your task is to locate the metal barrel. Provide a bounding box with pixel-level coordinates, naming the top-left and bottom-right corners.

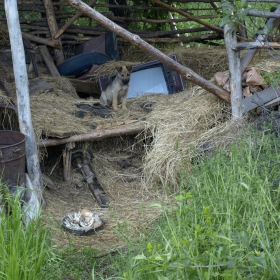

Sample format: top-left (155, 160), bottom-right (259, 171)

top-left (0, 131), bottom-right (26, 195)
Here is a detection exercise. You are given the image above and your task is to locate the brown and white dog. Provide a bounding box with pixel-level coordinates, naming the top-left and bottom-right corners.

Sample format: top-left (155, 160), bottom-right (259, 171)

top-left (100, 65), bottom-right (133, 111)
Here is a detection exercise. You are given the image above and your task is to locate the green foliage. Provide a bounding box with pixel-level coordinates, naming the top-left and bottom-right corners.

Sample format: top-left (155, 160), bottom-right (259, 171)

top-left (0, 184), bottom-right (57, 280)
top-left (43, 245), bottom-right (101, 280)
top-left (219, 0), bottom-right (251, 29)
top-left (103, 128), bottom-right (280, 279)
top-left (263, 68), bottom-right (280, 88)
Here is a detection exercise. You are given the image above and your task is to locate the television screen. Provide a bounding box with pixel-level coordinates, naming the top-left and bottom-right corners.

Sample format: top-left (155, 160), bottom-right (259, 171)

top-left (98, 55), bottom-right (185, 98)
top-left (127, 66), bottom-right (169, 98)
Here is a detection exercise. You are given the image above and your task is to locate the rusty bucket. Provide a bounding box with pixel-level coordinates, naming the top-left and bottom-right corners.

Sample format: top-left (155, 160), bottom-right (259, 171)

top-left (0, 131), bottom-right (26, 194)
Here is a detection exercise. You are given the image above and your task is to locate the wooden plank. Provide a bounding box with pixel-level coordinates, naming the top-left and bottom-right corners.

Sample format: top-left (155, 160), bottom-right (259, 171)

top-left (241, 86), bottom-right (280, 112)
top-left (256, 96), bottom-right (280, 113)
top-left (224, 24), bottom-right (243, 118)
top-left (39, 45), bottom-right (61, 77)
top-left (233, 41), bottom-right (280, 51)
top-left (69, 78), bottom-right (100, 94)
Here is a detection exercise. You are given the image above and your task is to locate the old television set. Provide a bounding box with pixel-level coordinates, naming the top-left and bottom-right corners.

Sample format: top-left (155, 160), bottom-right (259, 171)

top-left (98, 55), bottom-right (185, 98)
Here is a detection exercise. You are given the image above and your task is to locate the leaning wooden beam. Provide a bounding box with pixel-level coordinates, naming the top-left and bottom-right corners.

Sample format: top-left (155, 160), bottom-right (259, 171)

top-left (38, 122), bottom-right (146, 147)
top-left (54, 0), bottom-right (97, 39)
top-left (43, 0), bottom-right (64, 64)
top-left (66, 0), bottom-right (231, 103)
top-left (224, 24), bottom-right (243, 118)
top-left (22, 32), bottom-right (61, 48)
top-left (39, 45), bottom-right (61, 77)
top-left (5, 0), bottom-right (45, 211)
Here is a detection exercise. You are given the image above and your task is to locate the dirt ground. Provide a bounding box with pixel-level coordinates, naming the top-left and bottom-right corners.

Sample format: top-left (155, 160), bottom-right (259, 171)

top-left (42, 137), bottom-right (170, 253)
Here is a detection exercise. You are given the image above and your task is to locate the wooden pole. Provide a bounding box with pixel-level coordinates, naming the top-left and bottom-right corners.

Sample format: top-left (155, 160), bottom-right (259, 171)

top-left (66, 0), bottom-right (231, 103)
top-left (224, 24), bottom-right (243, 118)
top-left (4, 0), bottom-right (45, 213)
top-left (43, 0), bottom-right (64, 64)
top-left (38, 122), bottom-right (146, 147)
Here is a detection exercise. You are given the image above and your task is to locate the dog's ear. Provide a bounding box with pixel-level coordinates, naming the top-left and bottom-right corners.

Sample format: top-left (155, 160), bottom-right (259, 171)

top-left (126, 65), bottom-right (133, 72)
top-left (116, 66), bottom-right (123, 73)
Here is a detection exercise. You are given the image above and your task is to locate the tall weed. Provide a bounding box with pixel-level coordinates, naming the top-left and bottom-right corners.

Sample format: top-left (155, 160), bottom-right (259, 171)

top-left (106, 130), bottom-right (280, 279)
top-left (0, 184), bottom-right (56, 280)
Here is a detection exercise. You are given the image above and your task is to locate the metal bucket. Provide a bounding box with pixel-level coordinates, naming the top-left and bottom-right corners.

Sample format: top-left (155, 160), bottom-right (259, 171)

top-left (0, 131), bottom-right (26, 195)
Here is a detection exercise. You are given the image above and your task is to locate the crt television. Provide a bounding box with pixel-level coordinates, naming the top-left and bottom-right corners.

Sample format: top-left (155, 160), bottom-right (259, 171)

top-left (98, 55), bottom-right (185, 98)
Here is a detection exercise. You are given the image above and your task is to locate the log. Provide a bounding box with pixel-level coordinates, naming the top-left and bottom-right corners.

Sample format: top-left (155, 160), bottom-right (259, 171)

top-left (22, 32), bottom-right (61, 48)
top-left (5, 0), bottom-right (45, 213)
top-left (54, 0), bottom-right (97, 39)
top-left (42, 0), bottom-right (64, 64)
top-left (38, 122), bottom-right (146, 147)
top-left (66, 0), bottom-right (231, 103)
top-left (224, 24), bottom-right (243, 118)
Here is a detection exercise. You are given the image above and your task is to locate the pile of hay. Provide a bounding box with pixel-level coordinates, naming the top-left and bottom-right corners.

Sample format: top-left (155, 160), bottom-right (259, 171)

top-left (1, 46), bottom-right (279, 191)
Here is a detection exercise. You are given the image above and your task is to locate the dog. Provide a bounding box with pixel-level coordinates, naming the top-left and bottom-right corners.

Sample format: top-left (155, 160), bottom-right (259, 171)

top-left (100, 65), bottom-right (133, 111)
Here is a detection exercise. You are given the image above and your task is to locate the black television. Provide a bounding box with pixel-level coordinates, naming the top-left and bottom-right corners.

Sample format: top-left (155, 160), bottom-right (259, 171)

top-left (98, 55), bottom-right (185, 98)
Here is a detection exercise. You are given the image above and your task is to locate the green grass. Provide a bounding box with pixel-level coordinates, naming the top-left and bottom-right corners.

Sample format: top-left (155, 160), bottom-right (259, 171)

top-left (0, 185), bottom-right (58, 280)
top-left (2, 126), bottom-right (280, 280)
top-left (98, 128), bottom-right (280, 279)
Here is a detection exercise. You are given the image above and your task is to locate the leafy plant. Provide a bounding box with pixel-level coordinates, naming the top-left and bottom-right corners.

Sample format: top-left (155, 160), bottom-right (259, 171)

top-left (101, 128), bottom-right (280, 279)
top-left (0, 183), bottom-right (57, 280)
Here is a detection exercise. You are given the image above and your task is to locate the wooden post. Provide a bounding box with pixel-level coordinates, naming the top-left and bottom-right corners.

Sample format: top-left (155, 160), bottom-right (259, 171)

top-left (4, 0), bottom-right (45, 214)
top-left (224, 24), bottom-right (243, 118)
top-left (66, 0), bottom-right (231, 103)
top-left (43, 0), bottom-right (64, 65)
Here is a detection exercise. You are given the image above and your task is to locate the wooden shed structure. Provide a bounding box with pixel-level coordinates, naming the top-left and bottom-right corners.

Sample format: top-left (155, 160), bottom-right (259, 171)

top-left (1, 0), bottom-right (280, 206)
